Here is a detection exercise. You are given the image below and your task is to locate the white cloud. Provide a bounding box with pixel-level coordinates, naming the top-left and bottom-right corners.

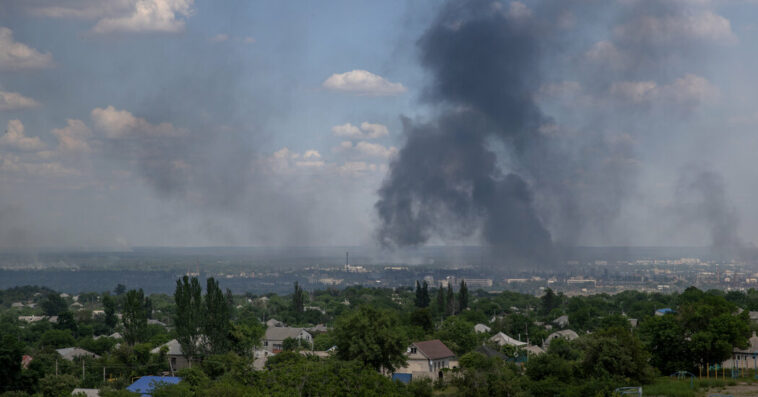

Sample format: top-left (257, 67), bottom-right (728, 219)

top-left (585, 41), bottom-right (627, 68)
top-left (0, 27), bottom-right (54, 70)
top-left (91, 106), bottom-right (185, 138)
top-left (539, 81), bottom-right (582, 98)
top-left (359, 122), bottom-right (389, 139)
top-left (92, 0), bottom-right (194, 34)
top-left (303, 150), bottom-right (321, 159)
top-left (507, 1), bottom-right (533, 19)
top-left (609, 81), bottom-right (658, 104)
top-left (0, 153), bottom-right (77, 177)
top-left (614, 10), bottom-right (736, 46)
top-left (52, 119), bottom-right (93, 152)
top-left (209, 34), bottom-right (228, 43)
top-left (28, 1), bottom-right (133, 19)
top-left (0, 120), bottom-right (45, 151)
top-left (243, 37), bottom-right (256, 44)
top-left (332, 123), bottom-right (362, 139)
top-left (322, 70), bottom-right (406, 96)
top-left (351, 141), bottom-right (397, 158)
top-left (609, 74), bottom-right (718, 108)
top-left (0, 90), bottom-right (40, 110)
top-left (332, 122), bottom-right (389, 139)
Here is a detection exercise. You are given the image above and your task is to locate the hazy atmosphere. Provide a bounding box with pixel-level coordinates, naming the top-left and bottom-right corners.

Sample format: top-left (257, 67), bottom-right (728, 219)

top-left (2, 0), bottom-right (758, 254)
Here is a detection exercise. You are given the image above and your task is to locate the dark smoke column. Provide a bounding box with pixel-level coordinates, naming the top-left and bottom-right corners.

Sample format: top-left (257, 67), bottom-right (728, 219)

top-left (375, 0), bottom-right (554, 266)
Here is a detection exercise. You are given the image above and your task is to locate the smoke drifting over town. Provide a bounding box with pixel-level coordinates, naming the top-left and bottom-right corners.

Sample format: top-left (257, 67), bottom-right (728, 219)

top-left (0, 0), bottom-right (756, 258)
top-left (377, 0), bottom-right (746, 263)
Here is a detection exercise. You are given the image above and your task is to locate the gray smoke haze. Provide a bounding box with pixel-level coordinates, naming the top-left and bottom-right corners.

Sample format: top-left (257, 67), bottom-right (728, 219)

top-left (377, 0), bottom-right (560, 264)
top-left (376, 0), bottom-right (739, 265)
top-left (675, 168), bottom-right (753, 259)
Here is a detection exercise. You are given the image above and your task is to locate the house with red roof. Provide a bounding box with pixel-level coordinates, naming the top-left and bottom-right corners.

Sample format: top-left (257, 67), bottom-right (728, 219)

top-left (394, 339), bottom-right (457, 381)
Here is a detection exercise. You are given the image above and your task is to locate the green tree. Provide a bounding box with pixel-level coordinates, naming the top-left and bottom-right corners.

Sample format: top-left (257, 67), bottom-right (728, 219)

top-left (414, 281), bottom-right (424, 308)
top-left (410, 308), bottom-right (434, 333)
top-left (579, 327), bottom-right (655, 384)
top-left (292, 282), bottom-right (305, 315)
top-left (55, 311), bottom-right (78, 335)
top-left (435, 316), bottom-right (477, 355)
top-left (639, 314), bottom-right (690, 373)
top-left (446, 283), bottom-right (455, 317)
top-left (174, 276), bottom-right (203, 364)
top-left (333, 305), bottom-right (408, 372)
top-left (0, 332), bottom-right (23, 393)
top-left (40, 329), bottom-right (75, 348)
top-left (436, 284), bottom-right (445, 317)
top-left (458, 280), bottom-right (469, 311)
top-left (540, 288), bottom-right (558, 315)
top-left (113, 284), bottom-right (126, 296)
top-left (102, 294), bottom-right (118, 330)
top-left (122, 289), bottom-right (148, 345)
top-left (39, 374), bottom-right (78, 397)
top-left (41, 293), bottom-right (67, 316)
top-left (203, 278), bottom-right (231, 354)
top-left (414, 281), bottom-right (431, 308)
top-left (282, 337), bottom-right (300, 351)
top-left (421, 281), bottom-right (430, 308)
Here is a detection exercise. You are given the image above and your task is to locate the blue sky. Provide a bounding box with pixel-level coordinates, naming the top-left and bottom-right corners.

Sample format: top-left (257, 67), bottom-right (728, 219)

top-left (2, 0), bottom-right (758, 251)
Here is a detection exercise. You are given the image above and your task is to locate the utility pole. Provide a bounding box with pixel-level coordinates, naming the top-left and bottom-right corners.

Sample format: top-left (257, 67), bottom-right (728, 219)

top-left (55, 359), bottom-right (58, 376)
top-left (82, 360), bottom-right (85, 380)
top-left (103, 366), bottom-right (106, 382)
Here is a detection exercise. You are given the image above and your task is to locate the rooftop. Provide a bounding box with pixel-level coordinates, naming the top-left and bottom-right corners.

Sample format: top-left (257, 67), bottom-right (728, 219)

top-left (413, 339), bottom-right (455, 360)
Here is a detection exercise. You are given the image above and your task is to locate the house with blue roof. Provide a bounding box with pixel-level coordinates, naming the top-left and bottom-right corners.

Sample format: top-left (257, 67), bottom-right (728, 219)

top-left (655, 308), bottom-right (675, 316)
top-left (126, 376), bottom-right (181, 396)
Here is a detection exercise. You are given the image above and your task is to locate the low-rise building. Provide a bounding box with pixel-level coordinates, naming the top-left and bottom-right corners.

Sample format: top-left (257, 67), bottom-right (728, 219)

top-left (151, 339), bottom-right (191, 372)
top-left (56, 347), bottom-right (99, 361)
top-left (263, 327), bottom-right (312, 353)
top-left (543, 329), bottom-right (579, 350)
top-left (394, 339), bottom-right (457, 381)
top-left (489, 332), bottom-right (527, 347)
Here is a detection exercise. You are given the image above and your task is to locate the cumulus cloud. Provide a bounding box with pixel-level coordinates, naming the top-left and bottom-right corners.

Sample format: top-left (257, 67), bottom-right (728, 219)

top-left (209, 34), bottom-right (228, 43)
top-left (614, 10), bottom-right (736, 47)
top-left (507, 1), bottom-right (533, 20)
top-left (585, 41), bottom-right (628, 69)
top-left (337, 141), bottom-right (397, 158)
top-left (28, 0), bottom-right (133, 19)
top-left (0, 90), bottom-right (40, 110)
top-left (91, 106), bottom-right (185, 138)
top-left (0, 120), bottom-right (45, 151)
top-left (0, 153), bottom-right (77, 177)
top-left (322, 70), bottom-right (406, 96)
top-left (610, 74), bottom-right (718, 108)
top-left (91, 0), bottom-right (194, 34)
top-left (331, 122), bottom-right (389, 139)
top-left (0, 27), bottom-right (54, 70)
top-left (51, 119), bottom-right (93, 152)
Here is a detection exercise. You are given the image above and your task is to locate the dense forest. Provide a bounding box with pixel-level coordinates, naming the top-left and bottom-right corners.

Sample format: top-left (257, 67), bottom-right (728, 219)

top-left (1, 280), bottom-right (756, 396)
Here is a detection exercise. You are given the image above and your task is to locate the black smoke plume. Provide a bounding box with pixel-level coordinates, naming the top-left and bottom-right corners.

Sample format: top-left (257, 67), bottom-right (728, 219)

top-left (376, 0), bottom-right (557, 264)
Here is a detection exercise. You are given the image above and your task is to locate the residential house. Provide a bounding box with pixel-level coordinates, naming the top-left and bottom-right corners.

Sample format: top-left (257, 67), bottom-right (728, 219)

top-left (266, 318), bottom-right (284, 328)
top-left (263, 327), bottom-right (312, 353)
top-left (126, 376), bottom-right (181, 396)
top-left (474, 323), bottom-right (491, 333)
top-left (553, 315), bottom-right (570, 327)
top-left (394, 339), bottom-right (457, 381)
top-left (56, 347), bottom-right (99, 361)
top-left (151, 339), bottom-right (191, 372)
top-left (722, 332), bottom-right (758, 370)
top-left (543, 329), bottom-right (579, 350)
top-left (71, 389), bottom-right (99, 397)
top-left (489, 332), bottom-right (527, 347)
top-left (655, 308), bottom-right (674, 316)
